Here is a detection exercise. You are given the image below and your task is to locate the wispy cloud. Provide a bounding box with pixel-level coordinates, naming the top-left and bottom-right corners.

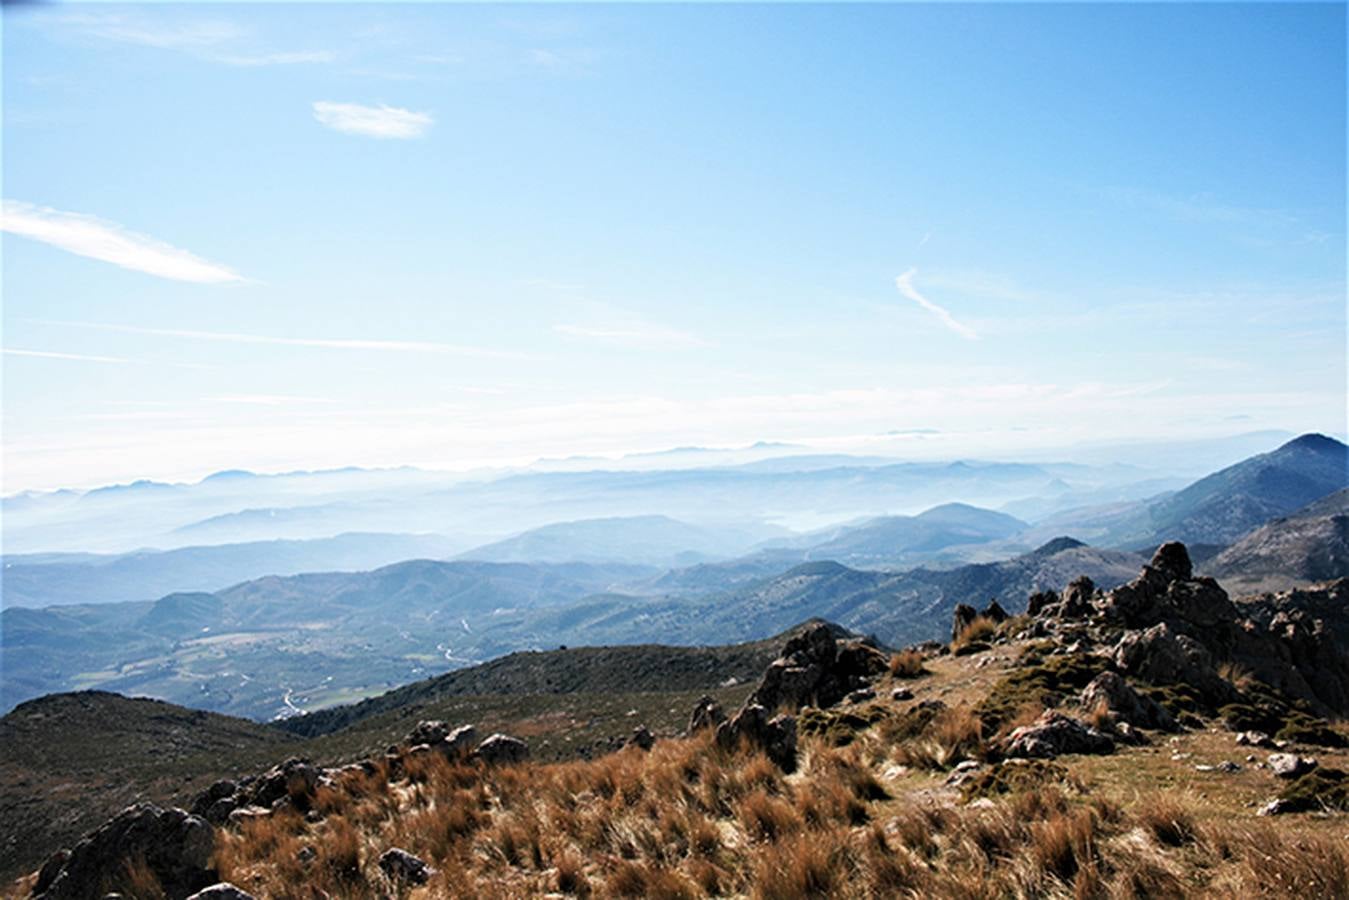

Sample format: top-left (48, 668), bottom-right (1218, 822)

top-left (2, 347), bottom-right (132, 365)
top-left (2, 200), bottom-right (244, 283)
top-left (52, 13), bottom-right (334, 67)
top-left (894, 269), bottom-right (978, 340)
top-left (35, 320), bottom-right (528, 360)
top-left (555, 322), bottom-right (709, 349)
top-left (313, 101), bottom-right (433, 139)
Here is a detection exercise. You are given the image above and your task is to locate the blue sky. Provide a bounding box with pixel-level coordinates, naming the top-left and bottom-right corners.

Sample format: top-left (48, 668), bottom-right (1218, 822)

top-left (3, 2), bottom-right (1345, 491)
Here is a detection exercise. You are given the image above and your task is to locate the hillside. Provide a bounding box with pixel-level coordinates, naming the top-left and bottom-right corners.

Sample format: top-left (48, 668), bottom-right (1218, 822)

top-left (1029, 433), bottom-right (1349, 549)
top-left (0, 560), bottom-right (655, 719)
top-left (0, 692), bottom-right (298, 883)
top-left (1206, 488), bottom-right (1349, 594)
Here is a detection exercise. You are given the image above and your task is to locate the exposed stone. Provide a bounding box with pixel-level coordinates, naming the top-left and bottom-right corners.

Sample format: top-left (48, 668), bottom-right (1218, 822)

top-left (1003, 711), bottom-right (1115, 759)
top-left (185, 885), bottom-right (257, 900)
top-left (378, 848), bottom-right (434, 885)
top-left (1150, 542), bottom-right (1193, 582)
top-left (981, 599), bottom-right (1010, 624)
top-left (715, 703), bottom-right (797, 771)
top-left (475, 733), bottom-right (529, 765)
top-left (405, 720), bottom-right (450, 746)
top-left (1113, 623), bottom-right (1235, 706)
top-left (944, 760), bottom-right (984, 787)
top-left (1268, 753), bottom-right (1318, 779)
top-left (952, 604), bottom-right (978, 641)
top-left (442, 724), bottom-right (478, 759)
top-left (629, 726), bottom-right (655, 751)
top-left (891, 687), bottom-right (914, 702)
top-left (746, 623), bottom-right (886, 712)
top-left (688, 695), bottom-right (726, 734)
top-left (33, 803), bottom-right (214, 900)
top-left (846, 687), bottom-right (876, 704)
top-left (1236, 731), bottom-right (1275, 748)
top-left (1080, 671), bottom-right (1177, 731)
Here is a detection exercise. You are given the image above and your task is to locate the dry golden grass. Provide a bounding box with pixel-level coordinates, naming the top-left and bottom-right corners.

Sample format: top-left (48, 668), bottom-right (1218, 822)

top-left (951, 615), bottom-right (998, 654)
top-left (210, 646), bottom-right (1349, 899)
top-left (888, 647), bottom-right (928, 678)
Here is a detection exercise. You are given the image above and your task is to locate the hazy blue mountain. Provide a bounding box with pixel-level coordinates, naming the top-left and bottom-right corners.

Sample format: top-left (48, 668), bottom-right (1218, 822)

top-left (457, 515), bottom-right (787, 567)
top-left (0, 532), bottom-right (469, 609)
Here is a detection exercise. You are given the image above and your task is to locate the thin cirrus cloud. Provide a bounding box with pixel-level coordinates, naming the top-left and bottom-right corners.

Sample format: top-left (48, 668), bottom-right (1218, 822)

top-left (2, 347), bottom-right (133, 365)
top-left (312, 101), bottom-right (433, 139)
top-left (53, 13), bottom-right (334, 67)
top-left (2, 200), bottom-right (244, 284)
top-left (894, 268), bottom-right (979, 340)
top-left (34, 320), bottom-right (530, 360)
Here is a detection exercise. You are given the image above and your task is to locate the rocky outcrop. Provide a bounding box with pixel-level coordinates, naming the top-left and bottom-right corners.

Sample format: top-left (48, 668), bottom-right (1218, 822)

top-left (688, 695), bottom-right (726, 734)
top-left (715, 704), bottom-right (797, 771)
top-left (32, 803), bottom-right (214, 900)
top-left (1112, 623), bottom-right (1235, 707)
top-left (952, 604), bottom-right (978, 641)
top-left (747, 623), bottom-right (887, 712)
top-left (378, 848), bottom-right (434, 885)
top-left (1028, 543), bottom-right (1349, 718)
top-left (190, 757), bottom-right (323, 824)
top-left (1268, 753), bottom-right (1318, 779)
top-left (1080, 671), bottom-right (1177, 731)
top-left (1002, 711), bottom-right (1114, 759)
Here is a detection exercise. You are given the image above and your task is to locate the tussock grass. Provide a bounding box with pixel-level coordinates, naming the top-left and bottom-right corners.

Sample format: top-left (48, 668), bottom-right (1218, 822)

top-left (214, 691), bottom-right (1349, 899)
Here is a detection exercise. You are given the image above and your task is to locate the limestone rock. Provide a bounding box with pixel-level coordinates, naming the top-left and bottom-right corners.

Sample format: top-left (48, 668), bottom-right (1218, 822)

top-left (1080, 671), bottom-right (1177, 731)
top-left (1003, 711), bottom-right (1115, 759)
top-left (715, 703), bottom-right (797, 771)
top-left (475, 733), bottom-right (529, 765)
top-left (1268, 753), bottom-right (1318, 779)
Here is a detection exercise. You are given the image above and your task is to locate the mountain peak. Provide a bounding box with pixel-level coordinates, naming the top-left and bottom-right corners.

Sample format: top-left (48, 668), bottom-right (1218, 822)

top-left (1031, 536), bottom-right (1087, 557)
top-left (1279, 433), bottom-right (1347, 454)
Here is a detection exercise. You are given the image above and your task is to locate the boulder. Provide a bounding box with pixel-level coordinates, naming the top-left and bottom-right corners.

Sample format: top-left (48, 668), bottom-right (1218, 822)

top-left (378, 848), bottom-right (434, 885)
top-left (1080, 671), bottom-right (1177, 731)
top-left (33, 804), bottom-right (214, 900)
top-left (441, 724), bottom-right (477, 759)
top-left (185, 885), bottom-right (256, 900)
top-left (629, 726), bottom-right (655, 751)
top-left (475, 733), bottom-right (529, 765)
top-left (406, 720), bottom-right (451, 746)
top-left (715, 703), bottom-right (797, 771)
top-left (747, 623), bottom-right (887, 712)
top-left (1112, 623), bottom-right (1235, 706)
top-left (1268, 753), bottom-right (1318, 779)
top-left (1003, 711), bottom-right (1114, 759)
top-left (688, 695), bottom-right (726, 734)
top-left (1151, 541), bottom-right (1193, 582)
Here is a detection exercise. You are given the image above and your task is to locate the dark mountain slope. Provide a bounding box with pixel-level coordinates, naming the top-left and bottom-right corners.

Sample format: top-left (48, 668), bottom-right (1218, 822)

top-left (1206, 488), bottom-right (1349, 594)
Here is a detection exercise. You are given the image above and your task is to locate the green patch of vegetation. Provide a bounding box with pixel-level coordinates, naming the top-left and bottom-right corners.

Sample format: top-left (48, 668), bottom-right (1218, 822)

top-left (959, 759), bottom-right (1069, 802)
top-left (976, 654), bottom-right (1109, 732)
top-left (1277, 768), bottom-right (1349, 813)
top-left (799, 704), bottom-right (888, 747)
top-left (1219, 689), bottom-right (1347, 749)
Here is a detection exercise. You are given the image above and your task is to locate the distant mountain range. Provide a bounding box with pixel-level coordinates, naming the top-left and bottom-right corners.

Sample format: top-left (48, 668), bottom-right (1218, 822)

top-left (0, 532), bottom-right (466, 609)
top-left (1027, 434), bottom-right (1348, 550)
top-left (456, 515), bottom-right (787, 567)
